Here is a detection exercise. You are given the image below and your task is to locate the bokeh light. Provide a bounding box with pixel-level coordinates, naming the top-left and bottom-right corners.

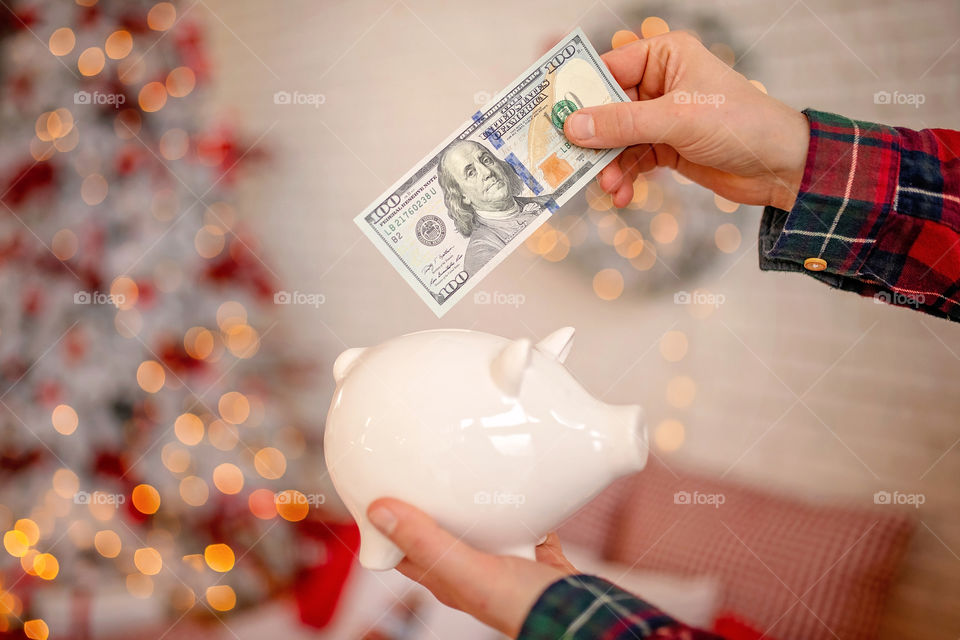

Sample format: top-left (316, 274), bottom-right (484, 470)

top-left (213, 463), bottom-right (244, 494)
top-left (52, 229), bottom-right (78, 260)
top-left (204, 543), bottom-right (235, 572)
top-left (105, 29), bottom-right (133, 59)
top-left (3, 529), bottom-right (30, 557)
top-left (254, 447), bottom-right (287, 480)
top-left (77, 46), bottom-right (105, 76)
top-left (659, 331), bottom-right (688, 362)
top-left (174, 413), bottom-right (204, 446)
top-left (51, 404), bottom-right (79, 435)
top-left (205, 585), bottom-right (236, 612)
top-left (166, 66), bottom-right (196, 97)
top-left (219, 391), bottom-right (250, 424)
top-left (52, 468), bottom-right (79, 499)
top-left (666, 376), bottom-right (697, 408)
top-left (126, 573), bottom-right (154, 598)
top-left (714, 194), bottom-right (740, 213)
top-left (275, 490), bottom-right (309, 522)
top-left (138, 81), bottom-right (167, 112)
top-left (715, 223), bottom-right (742, 253)
top-left (641, 16), bottom-right (670, 38)
top-left (147, 2), bottom-right (177, 30)
top-left (650, 212), bottom-right (679, 244)
top-left (161, 443), bottom-right (191, 473)
top-left (592, 268), bottom-right (624, 301)
top-left (94, 529), bottom-right (121, 558)
top-left (248, 488), bottom-right (277, 520)
top-left (655, 419), bottom-right (686, 452)
top-left (48, 27), bottom-right (75, 56)
top-left (23, 619), bottom-right (49, 640)
top-left (81, 173), bottom-right (108, 205)
top-left (134, 547), bottom-right (162, 575)
top-left (131, 484), bottom-right (161, 515)
top-left (179, 475), bottom-right (209, 507)
top-left (136, 360), bottom-right (165, 392)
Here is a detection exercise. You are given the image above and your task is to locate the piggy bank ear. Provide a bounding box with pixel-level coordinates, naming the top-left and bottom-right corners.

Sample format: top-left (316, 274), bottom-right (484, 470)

top-left (536, 327), bottom-right (575, 363)
top-left (333, 347), bottom-right (367, 383)
top-left (491, 338), bottom-right (532, 397)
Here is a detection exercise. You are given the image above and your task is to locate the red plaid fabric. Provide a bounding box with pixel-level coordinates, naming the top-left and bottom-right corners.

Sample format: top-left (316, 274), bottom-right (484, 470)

top-left (759, 110), bottom-right (960, 321)
top-left (602, 460), bottom-right (913, 640)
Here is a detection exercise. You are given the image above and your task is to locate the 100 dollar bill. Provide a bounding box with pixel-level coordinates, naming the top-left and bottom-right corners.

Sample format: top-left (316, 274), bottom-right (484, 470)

top-left (355, 28), bottom-right (628, 316)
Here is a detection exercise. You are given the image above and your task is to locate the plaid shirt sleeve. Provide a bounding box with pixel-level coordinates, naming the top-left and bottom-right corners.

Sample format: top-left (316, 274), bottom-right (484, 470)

top-left (518, 574), bottom-right (723, 640)
top-left (759, 109), bottom-right (960, 321)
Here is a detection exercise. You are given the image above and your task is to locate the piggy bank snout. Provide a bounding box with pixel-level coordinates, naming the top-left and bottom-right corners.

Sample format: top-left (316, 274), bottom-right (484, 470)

top-left (608, 403), bottom-right (647, 475)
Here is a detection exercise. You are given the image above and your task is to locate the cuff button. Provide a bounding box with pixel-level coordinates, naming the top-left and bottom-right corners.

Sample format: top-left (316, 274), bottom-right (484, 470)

top-left (804, 257), bottom-right (828, 271)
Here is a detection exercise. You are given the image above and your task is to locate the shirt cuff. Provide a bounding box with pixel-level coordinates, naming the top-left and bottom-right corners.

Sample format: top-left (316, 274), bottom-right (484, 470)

top-left (517, 574), bottom-right (686, 640)
top-left (758, 109), bottom-right (900, 289)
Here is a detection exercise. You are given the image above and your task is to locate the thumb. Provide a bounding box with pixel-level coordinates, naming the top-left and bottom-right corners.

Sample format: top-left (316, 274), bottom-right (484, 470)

top-left (367, 497), bottom-right (486, 577)
top-left (563, 96), bottom-right (679, 149)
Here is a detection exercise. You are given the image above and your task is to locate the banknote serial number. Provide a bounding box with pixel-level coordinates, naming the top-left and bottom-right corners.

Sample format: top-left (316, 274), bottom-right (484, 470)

top-left (382, 187), bottom-right (439, 243)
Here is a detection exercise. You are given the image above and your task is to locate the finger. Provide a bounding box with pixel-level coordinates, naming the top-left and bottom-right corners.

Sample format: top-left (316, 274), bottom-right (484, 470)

top-left (618, 145), bottom-right (656, 181)
top-left (613, 181), bottom-right (633, 209)
top-left (535, 533), bottom-right (578, 573)
top-left (564, 97), bottom-right (679, 150)
top-left (367, 498), bottom-right (489, 584)
top-left (598, 158), bottom-right (626, 193)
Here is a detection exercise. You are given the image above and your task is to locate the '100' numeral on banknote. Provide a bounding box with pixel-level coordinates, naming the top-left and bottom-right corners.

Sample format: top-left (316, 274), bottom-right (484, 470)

top-left (355, 28), bottom-right (629, 317)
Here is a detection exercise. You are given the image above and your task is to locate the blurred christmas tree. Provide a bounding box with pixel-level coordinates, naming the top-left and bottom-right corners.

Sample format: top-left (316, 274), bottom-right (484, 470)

top-left (0, 1), bottom-right (355, 637)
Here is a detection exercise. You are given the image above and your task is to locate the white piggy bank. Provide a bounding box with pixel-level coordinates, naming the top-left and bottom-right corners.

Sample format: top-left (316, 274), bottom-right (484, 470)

top-left (324, 327), bottom-right (648, 570)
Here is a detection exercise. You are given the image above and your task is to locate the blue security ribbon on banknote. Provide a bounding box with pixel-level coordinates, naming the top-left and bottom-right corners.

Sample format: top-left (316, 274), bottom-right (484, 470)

top-left (355, 28), bottom-right (628, 316)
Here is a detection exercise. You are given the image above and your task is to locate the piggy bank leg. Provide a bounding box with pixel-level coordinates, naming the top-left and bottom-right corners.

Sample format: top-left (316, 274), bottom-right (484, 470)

top-left (357, 517), bottom-right (405, 570)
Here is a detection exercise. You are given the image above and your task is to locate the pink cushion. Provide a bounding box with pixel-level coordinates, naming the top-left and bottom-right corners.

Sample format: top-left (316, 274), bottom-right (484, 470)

top-left (587, 460), bottom-right (914, 640)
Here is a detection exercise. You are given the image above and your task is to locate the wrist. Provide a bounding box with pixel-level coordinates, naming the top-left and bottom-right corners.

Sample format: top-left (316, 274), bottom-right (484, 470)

top-left (769, 110), bottom-right (810, 211)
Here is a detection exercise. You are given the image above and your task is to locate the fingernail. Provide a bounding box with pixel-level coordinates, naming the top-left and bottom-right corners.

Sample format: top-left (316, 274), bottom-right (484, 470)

top-left (566, 113), bottom-right (595, 140)
top-left (368, 506), bottom-right (398, 535)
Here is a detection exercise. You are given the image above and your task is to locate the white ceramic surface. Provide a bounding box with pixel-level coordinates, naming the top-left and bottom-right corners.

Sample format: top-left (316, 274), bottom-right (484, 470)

top-left (324, 327), bottom-right (648, 570)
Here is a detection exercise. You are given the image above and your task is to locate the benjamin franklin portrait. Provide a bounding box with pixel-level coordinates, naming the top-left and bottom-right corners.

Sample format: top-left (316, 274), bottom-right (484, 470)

top-left (437, 140), bottom-right (551, 277)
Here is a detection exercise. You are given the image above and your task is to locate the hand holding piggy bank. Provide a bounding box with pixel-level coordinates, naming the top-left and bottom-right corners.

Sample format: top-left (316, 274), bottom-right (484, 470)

top-left (324, 327), bottom-right (648, 570)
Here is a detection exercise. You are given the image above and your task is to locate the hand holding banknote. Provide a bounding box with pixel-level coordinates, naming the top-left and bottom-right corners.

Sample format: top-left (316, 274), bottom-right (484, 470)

top-left (564, 31), bottom-right (810, 212)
